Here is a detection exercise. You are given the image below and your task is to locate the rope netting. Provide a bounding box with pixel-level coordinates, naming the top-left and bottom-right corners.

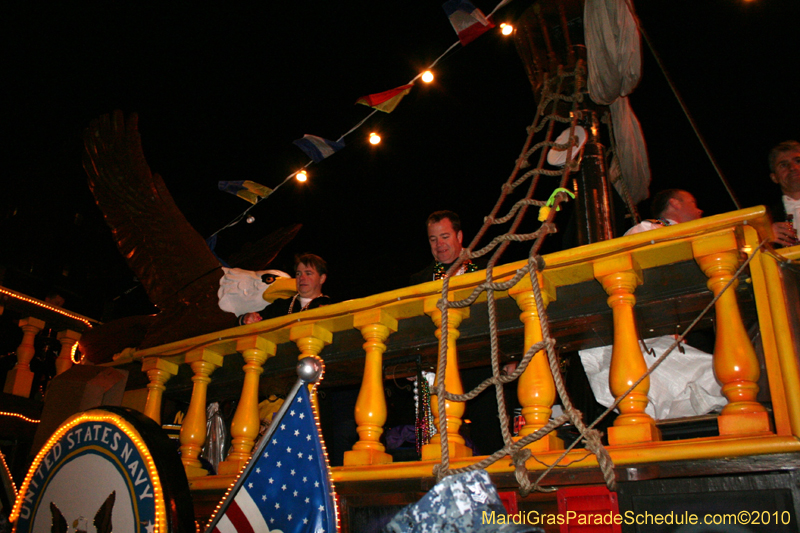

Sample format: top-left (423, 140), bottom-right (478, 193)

top-left (427, 58), bottom-right (764, 496)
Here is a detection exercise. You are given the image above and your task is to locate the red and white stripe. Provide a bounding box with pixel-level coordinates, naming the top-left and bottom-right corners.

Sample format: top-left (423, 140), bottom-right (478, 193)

top-left (213, 488), bottom-right (272, 533)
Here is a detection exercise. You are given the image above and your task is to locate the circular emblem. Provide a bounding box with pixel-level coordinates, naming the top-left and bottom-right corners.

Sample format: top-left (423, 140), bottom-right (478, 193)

top-left (10, 407), bottom-right (193, 533)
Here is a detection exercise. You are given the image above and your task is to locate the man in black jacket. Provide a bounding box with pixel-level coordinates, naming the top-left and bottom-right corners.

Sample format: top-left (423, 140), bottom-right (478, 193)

top-left (768, 140), bottom-right (800, 246)
top-left (241, 253), bottom-right (332, 323)
top-left (410, 210), bottom-right (480, 285)
top-left (410, 212), bottom-right (504, 455)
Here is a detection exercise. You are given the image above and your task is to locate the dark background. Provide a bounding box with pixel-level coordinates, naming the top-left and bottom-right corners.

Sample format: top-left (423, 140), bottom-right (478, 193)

top-left (2, 0), bottom-right (798, 321)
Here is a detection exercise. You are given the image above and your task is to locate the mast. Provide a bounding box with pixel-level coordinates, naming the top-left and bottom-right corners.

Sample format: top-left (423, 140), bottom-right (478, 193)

top-left (514, 0), bottom-right (618, 245)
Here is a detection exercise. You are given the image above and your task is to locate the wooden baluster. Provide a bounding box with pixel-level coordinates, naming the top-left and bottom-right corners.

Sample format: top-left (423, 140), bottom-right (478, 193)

top-left (290, 324), bottom-right (333, 361)
top-left (692, 232), bottom-right (771, 435)
top-left (344, 310), bottom-right (397, 466)
top-left (594, 255), bottom-right (661, 445)
top-left (180, 348), bottom-right (223, 478)
top-left (509, 274), bottom-right (563, 452)
top-left (290, 324), bottom-right (332, 411)
top-left (55, 329), bottom-right (81, 375)
top-left (218, 336), bottom-right (277, 475)
top-left (421, 296), bottom-right (472, 460)
top-left (4, 317), bottom-right (45, 397)
top-left (141, 357), bottom-right (179, 424)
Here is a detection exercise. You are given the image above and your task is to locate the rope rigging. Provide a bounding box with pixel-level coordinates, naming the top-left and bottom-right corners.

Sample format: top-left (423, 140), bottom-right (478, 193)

top-left (427, 57), bottom-right (763, 496)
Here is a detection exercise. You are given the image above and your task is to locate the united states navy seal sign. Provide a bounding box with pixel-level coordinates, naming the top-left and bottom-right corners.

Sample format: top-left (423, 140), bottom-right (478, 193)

top-left (10, 407), bottom-right (194, 533)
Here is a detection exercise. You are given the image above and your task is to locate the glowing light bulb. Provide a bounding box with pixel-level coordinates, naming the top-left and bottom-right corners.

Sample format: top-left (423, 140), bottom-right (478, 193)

top-left (296, 170), bottom-right (308, 182)
top-left (421, 70), bottom-right (434, 83)
top-left (246, 215), bottom-right (255, 224)
top-left (369, 132), bottom-right (381, 145)
top-left (500, 23), bottom-right (513, 36)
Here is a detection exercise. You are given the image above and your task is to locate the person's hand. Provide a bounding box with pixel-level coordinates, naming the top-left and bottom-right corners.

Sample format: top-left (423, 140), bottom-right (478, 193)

top-left (502, 362), bottom-right (518, 376)
top-left (242, 312), bottom-right (262, 325)
top-left (771, 221), bottom-right (798, 247)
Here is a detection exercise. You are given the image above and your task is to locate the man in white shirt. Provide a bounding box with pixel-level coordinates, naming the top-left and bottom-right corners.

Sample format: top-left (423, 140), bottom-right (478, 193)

top-left (587, 189), bottom-right (725, 420)
top-left (624, 189), bottom-right (703, 236)
top-left (768, 140), bottom-right (800, 246)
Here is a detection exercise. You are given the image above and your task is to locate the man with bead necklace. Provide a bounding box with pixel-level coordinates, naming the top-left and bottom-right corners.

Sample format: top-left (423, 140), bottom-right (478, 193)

top-left (241, 253), bottom-right (332, 324)
top-left (410, 210), bottom-right (480, 285)
top-left (410, 210), bottom-right (504, 455)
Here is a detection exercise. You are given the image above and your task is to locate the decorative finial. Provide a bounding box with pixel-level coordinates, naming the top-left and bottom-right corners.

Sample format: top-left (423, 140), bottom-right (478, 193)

top-left (297, 356), bottom-right (323, 383)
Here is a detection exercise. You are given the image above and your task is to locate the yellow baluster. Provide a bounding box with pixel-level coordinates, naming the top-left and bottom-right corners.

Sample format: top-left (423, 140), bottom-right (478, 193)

top-left (141, 357), bottom-right (179, 424)
top-left (4, 317), bottom-right (45, 397)
top-left (180, 348), bottom-right (223, 478)
top-left (594, 255), bottom-right (661, 445)
top-left (290, 323), bottom-right (333, 361)
top-left (218, 336), bottom-right (277, 475)
top-left (692, 232), bottom-right (771, 435)
top-left (344, 310), bottom-right (397, 466)
top-left (509, 273), bottom-right (563, 452)
top-left (290, 324), bottom-right (332, 411)
top-left (421, 296), bottom-right (472, 460)
top-left (55, 329), bottom-right (81, 375)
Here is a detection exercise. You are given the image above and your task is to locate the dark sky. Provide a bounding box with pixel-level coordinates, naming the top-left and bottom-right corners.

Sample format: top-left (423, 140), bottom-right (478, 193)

top-left (2, 0), bottom-right (798, 320)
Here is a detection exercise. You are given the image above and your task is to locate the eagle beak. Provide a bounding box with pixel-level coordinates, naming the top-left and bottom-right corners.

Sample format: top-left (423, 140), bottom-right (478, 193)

top-left (262, 277), bottom-right (297, 303)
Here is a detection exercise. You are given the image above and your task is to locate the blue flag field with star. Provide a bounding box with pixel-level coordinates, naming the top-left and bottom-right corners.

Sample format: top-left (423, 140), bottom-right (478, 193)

top-left (206, 382), bottom-right (338, 533)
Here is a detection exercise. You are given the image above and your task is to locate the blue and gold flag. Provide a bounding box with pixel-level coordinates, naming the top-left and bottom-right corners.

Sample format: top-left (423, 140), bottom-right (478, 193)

top-left (218, 180), bottom-right (273, 204)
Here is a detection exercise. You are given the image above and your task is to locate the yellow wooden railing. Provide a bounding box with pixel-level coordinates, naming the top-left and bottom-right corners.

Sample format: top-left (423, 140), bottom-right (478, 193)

top-left (111, 207), bottom-right (800, 490)
top-left (1, 286), bottom-right (92, 397)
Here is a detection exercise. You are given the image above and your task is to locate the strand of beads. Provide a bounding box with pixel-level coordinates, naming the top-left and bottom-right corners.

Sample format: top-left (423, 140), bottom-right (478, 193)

top-left (415, 371), bottom-right (436, 456)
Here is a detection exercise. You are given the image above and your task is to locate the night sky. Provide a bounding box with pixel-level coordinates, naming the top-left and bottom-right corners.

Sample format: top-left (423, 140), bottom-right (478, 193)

top-left (2, 0), bottom-right (798, 321)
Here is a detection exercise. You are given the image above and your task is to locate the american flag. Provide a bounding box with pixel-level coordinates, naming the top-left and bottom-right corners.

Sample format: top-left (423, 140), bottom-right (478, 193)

top-left (207, 382), bottom-right (338, 533)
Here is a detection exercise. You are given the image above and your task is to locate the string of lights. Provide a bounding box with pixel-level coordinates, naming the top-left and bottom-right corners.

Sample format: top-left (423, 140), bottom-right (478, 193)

top-left (0, 411), bottom-right (41, 424)
top-left (70, 343), bottom-right (84, 364)
top-left (207, 0), bottom-right (515, 239)
top-left (0, 286), bottom-right (95, 328)
top-left (0, 449), bottom-right (16, 496)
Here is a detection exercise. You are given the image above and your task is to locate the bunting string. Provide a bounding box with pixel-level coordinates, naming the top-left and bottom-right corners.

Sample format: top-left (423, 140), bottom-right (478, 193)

top-left (210, 0), bottom-right (514, 241)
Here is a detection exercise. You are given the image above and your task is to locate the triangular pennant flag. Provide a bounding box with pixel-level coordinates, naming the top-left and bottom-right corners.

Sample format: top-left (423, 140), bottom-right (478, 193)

top-left (355, 83), bottom-right (414, 113)
top-left (218, 180), bottom-right (273, 204)
top-left (443, 0), bottom-right (494, 46)
top-left (292, 134), bottom-right (346, 164)
top-left (205, 359), bottom-right (338, 533)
